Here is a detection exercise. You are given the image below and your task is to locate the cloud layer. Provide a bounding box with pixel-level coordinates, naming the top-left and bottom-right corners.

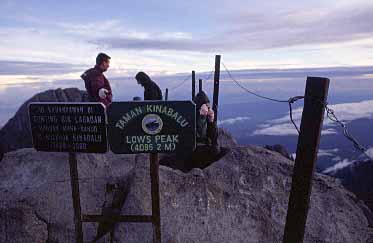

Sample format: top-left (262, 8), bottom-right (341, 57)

top-left (0, 60), bottom-right (84, 75)
top-left (252, 99), bottom-right (373, 136)
top-left (90, 3), bottom-right (373, 52)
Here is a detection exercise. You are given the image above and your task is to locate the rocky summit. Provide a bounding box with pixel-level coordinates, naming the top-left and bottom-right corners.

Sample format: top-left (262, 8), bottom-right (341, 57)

top-left (1, 140), bottom-right (372, 242)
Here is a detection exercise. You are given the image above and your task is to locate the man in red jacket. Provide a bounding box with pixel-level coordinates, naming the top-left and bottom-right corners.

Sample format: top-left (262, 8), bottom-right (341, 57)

top-left (81, 53), bottom-right (113, 107)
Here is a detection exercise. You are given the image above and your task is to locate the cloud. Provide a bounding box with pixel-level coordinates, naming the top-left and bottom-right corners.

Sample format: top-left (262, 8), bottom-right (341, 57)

top-left (89, 3), bottom-right (373, 52)
top-left (227, 4), bottom-right (373, 50)
top-left (318, 148), bottom-right (340, 157)
top-left (0, 60), bottom-right (85, 76)
top-left (322, 147), bottom-right (372, 174)
top-left (252, 122), bottom-right (336, 136)
top-left (252, 99), bottom-right (373, 136)
top-left (90, 35), bottom-right (224, 52)
top-left (365, 147), bottom-right (373, 160)
top-left (218, 116), bottom-right (251, 126)
top-left (322, 158), bottom-right (356, 173)
top-left (323, 100), bottom-right (373, 124)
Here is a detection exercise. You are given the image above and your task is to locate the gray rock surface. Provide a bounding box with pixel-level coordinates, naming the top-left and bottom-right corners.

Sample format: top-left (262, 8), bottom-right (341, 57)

top-left (264, 144), bottom-right (294, 161)
top-left (0, 88), bottom-right (89, 156)
top-left (1, 143), bottom-right (372, 243)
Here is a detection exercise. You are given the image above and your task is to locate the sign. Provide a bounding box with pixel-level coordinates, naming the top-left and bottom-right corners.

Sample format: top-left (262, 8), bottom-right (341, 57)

top-left (29, 102), bottom-right (108, 153)
top-left (108, 101), bottom-right (196, 154)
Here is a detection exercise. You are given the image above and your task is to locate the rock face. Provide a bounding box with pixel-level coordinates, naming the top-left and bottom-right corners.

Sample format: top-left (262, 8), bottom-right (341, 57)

top-left (1, 143), bottom-right (372, 242)
top-left (326, 159), bottom-right (373, 211)
top-left (0, 88), bottom-right (89, 156)
top-left (264, 144), bottom-right (294, 161)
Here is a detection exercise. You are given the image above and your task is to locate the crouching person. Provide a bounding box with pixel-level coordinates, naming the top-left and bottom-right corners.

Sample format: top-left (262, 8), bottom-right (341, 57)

top-left (186, 91), bottom-right (221, 170)
top-left (160, 91), bottom-right (222, 172)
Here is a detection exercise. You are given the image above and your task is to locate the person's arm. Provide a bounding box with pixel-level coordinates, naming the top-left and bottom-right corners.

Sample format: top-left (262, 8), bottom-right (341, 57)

top-left (104, 79), bottom-right (113, 104)
top-left (90, 75), bottom-right (110, 105)
top-left (207, 120), bottom-right (218, 144)
top-left (207, 108), bottom-right (218, 144)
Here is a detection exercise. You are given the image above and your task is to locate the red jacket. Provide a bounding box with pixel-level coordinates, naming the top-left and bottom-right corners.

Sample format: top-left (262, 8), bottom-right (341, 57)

top-left (81, 65), bottom-right (113, 106)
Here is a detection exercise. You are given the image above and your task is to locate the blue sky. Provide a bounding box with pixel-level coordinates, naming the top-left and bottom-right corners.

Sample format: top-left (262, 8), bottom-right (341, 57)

top-left (1, 0), bottom-right (373, 86)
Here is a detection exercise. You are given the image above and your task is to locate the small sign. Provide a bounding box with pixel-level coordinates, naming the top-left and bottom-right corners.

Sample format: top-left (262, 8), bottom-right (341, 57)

top-left (29, 102), bottom-right (108, 153)
top-left (108, 101), bottom-right (196, 154)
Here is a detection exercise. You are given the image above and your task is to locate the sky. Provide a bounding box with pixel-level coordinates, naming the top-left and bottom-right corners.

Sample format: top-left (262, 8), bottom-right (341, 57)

top-left (1, 0), bottom-right (373, 87)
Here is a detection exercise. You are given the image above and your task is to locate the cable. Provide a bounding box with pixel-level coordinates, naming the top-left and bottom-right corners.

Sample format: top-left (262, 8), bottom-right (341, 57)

top-left (222, 62), bottom-right (305, 133)
top-left (169, 73), bottom-right (192, 91)
top-left (222, 62), bottom-right (290, 103)
top-left (310, 97), bottom-right (372, 160)
top-left (202, 70), bottom-right (214, 82)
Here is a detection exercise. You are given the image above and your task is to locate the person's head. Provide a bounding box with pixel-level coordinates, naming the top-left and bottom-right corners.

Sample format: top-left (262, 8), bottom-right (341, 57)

top-left (96, 53), bottom-right (111, 72)
top-left (135, 71), bottom-right (151, 86)
top-left (193, 91), bottom-right (211, 116)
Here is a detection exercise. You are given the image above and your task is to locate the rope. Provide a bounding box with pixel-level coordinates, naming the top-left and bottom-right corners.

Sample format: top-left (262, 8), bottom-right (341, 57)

top-left (169, 73), bottom-right (192, 91)
top-left (288, 96), bottom-right (305, 134)
top-left (202, 70), bottom-right (214, 82)
top-left (222, 62), bottom-right (371, 160)
top-left (222, 62), bottom-right (290, 103)
top-left (222, 62), bottom-right (304, 134)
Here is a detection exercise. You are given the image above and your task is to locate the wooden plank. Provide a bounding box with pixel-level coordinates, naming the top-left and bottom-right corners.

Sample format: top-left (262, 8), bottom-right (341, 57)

top-left (282, 77), bottom-right (330, 243)
top-left (150, 153), bottom-right (162, 243)
top-left (68, 152), bottom-right (84, 243)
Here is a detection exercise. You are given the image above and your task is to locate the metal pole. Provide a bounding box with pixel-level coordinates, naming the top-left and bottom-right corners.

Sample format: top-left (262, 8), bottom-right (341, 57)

top-left (68, 152), bottom-right (84, 243)
top-left (199, 79), bottom-right (203, 92)
top-left (192, 71), bottom-right (196, 99)
top-left (165, 88), bottom-right (168, 101)
top-left (150, 153), bottom-right (161, 243)
top-left (282, 77), bottom-right (330, 243)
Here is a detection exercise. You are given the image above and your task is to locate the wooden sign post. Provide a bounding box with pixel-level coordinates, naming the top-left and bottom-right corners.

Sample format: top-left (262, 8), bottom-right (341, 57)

top-left (69, 152), bottom-right (84, 243)
top-left (107, 101), bottom-right (196, 243)
top-left (29, 102), bottom-right (108, 243)
top-left (150, 153), bottom-right (161, 243)
top-left (199, 79), bottom-right (203, 92)
top-left (282, 77), bottom-right (330, 243)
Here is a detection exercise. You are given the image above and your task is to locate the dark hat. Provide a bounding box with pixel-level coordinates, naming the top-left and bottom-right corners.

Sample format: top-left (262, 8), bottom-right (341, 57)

top-left (193, 91), bottom-right (210, 110)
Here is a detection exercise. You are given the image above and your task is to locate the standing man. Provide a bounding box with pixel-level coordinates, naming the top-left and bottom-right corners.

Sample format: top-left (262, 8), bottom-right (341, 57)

top-left (81, 53), bottom-right (113, 107)
top-left (135, 71), bottom-right (163, 100)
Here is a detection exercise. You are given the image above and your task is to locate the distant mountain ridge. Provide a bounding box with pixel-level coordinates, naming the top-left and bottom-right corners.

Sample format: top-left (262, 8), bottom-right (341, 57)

top-left (0, 88), bottom-right (89, 156)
